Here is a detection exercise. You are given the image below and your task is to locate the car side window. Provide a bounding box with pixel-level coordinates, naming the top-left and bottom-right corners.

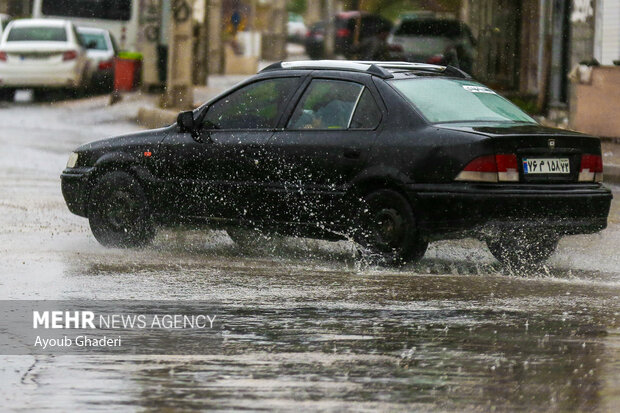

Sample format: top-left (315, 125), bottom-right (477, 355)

top-left (350, 89), bottom-right (382, 129)
top-left (287, 79), bottom-right (364, 130)
top-left (203, 77), bottom-right (299, 130)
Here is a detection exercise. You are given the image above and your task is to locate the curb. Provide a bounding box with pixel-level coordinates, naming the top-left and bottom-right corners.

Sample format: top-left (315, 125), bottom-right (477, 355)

top-left (137, 106), bottom-right (177, 129)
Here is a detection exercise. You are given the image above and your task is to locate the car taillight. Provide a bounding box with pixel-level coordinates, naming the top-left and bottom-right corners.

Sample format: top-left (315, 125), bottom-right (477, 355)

top-left (427, 54), bottom-right (444, 64)
top-left (98, 59), bottom-right (113, 70)
top-left (336, 28), bottom-right (351, 38)
top-left (579, 154), bottom-right (603, 182)
top-left (63, 50), bottom-right (78, 61)
top-left (0, 51), bottom-right (7, 62)
top-left (455, 154), bottom-right (519, 183)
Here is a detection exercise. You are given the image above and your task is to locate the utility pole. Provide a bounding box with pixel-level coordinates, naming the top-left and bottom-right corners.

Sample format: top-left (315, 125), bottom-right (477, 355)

top-left (208, 0), bottom-right (223, 74)
top-left (195, 0), bottom-right (209, 85)
top-left (305, 0), bottom-right (322, 25)
top-left (263, 0), bottom-right (287, 61)
top-left (163, 0), bottom-right (194, 109)
top-left (324, 0), bottom-right (336, 58)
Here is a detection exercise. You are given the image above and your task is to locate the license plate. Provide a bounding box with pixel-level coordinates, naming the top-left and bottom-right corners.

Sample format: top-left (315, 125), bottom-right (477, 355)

top-left (522, 158), bottom-right (570, 174)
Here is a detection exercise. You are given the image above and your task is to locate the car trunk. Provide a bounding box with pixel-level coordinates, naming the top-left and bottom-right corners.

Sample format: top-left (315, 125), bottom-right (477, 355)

top-left (1, 41), bottom-right (75, 64)
top-left (437, 123), bottom-right (602, 184)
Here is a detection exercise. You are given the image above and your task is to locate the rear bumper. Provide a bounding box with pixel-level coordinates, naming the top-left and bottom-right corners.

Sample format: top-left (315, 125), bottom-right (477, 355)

top-left (409, 183), bottom-right (613, 237)
top-left (61, 168), bottom-right (93, 217)
top-left (0, 62), bottom-right (82, 88)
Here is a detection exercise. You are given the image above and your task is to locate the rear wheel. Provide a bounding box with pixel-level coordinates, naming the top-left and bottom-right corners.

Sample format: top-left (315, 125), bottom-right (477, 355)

top-left (355, 189), bottom-right (428, 266)
top-left (0, 88), bottom-right (15, 102)
top-left (486, 229), bottom-right (559, 267)
top-left (88, 171), bottom-right (155, 248)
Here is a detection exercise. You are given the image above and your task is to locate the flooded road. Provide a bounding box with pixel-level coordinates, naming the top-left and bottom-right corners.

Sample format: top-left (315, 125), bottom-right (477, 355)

top-left (1, 97), bottom-right (619, 411)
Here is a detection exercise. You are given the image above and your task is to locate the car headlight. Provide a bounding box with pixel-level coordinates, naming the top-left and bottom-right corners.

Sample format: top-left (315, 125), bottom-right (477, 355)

top-left (66, 152), bottom-right (79, 168)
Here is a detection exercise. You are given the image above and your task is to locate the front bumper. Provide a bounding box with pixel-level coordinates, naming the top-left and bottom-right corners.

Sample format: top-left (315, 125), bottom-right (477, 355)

top-left (410, 183), bottom-right (613, 237)
top-left (61, 167), bottom-right (93, 217)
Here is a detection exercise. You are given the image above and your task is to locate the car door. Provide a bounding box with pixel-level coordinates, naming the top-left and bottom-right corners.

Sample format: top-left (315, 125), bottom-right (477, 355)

top-left (157, 76), bottom-right (303, 221)
top-left (265, 75), bottom-right (384, 226)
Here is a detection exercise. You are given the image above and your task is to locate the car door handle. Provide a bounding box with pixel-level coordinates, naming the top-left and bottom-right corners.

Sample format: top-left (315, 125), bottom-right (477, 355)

top-left (343, 149), bottom-right (361, 159)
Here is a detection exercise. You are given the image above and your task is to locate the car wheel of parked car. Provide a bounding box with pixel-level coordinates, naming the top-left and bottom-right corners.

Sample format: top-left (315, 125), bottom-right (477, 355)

top-left (88, 171), bottom-right (155, 248)
top-left (0, 88), bottom-right (15, 102)
top-left (486, 230), bottom-right (559, 267)
top-left (356, 189), bottom-right (428, 265)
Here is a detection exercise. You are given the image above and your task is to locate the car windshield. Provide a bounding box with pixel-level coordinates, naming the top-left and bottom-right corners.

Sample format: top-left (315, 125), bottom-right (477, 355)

top-left (79, 32), bottom-right (107, 50)
top-left (7, 26), bottom-right (67, 42)
top-left (391, 78), bottom-right (536, 124)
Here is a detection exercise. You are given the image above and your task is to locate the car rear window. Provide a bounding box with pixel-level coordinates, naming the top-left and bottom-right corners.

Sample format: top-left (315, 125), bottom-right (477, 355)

top-left (79, 32), bottom-right (108, 50)
top-left (395, 20), bottom-right (465, 37)
top-left (7, 26), bottom-right (67, 42)
top-left (391, 78), bottom-right (536, 124)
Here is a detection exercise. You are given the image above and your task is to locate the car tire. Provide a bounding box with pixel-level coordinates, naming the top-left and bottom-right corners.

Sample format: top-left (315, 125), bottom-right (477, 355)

top-left (88, 171), bottom-right (155, 248)
top-left (355, 189), bottom-right (428, 266)
top-left (486, 230), bottom-right (559, 267)
top-left (0, 88), bottom-right (15, 102)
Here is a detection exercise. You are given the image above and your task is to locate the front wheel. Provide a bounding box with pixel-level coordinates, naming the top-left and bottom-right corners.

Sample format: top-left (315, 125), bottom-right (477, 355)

top-left (486, 230), bottom-right (559, 267)
top-left (355, 189), bottom-right (428, 266)
top-left (88, 171), bottom-right (155, 248)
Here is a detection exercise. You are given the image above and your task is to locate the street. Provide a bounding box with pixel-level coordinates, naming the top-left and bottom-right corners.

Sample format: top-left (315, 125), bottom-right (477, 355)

top-left (1, 95), bottom-right (619, 411)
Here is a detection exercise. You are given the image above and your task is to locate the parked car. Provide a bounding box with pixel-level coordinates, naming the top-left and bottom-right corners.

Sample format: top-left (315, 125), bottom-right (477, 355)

top-left (287, 12), bottom-right (307, 44)
top-left (388, 18), bottom-right (475, 74)
top-left (61, 61), bottom-right (612, 266)
top-left (304, 12), bottom-right (393, 59)
top-left (304, 21), bottom-right (325, 60)
top-left (0, 18), bottom-right (89, 99)
top-left (77, 26), bottom-right (117, 91)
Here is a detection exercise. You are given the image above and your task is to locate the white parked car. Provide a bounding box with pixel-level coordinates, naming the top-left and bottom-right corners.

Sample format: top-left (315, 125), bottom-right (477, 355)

top-left (0, 19), bottom-right (89, 99)
top-left (77, 26), bottom-right (118, 91)
top-left (287, 13), bottom-right (307, 43)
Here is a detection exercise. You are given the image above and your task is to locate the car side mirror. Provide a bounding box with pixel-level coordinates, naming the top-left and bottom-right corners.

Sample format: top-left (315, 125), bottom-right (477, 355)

top-left (178, 110), bottom-right (205, 142)
top-left (177, 110), bottom-right (201, 139)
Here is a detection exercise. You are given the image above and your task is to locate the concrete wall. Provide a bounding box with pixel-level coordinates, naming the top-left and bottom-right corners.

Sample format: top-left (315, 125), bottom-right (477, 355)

top-left (570, 66), bottom-right (620, 137)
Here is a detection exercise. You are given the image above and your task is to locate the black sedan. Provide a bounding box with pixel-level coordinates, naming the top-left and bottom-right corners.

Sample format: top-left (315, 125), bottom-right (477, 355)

top-left (61, 61), bottom-right (612, 266)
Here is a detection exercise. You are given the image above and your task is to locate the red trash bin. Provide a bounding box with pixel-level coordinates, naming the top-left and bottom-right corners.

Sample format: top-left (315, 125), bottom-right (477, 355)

top-left (113, 57), bottom-right (141, 91)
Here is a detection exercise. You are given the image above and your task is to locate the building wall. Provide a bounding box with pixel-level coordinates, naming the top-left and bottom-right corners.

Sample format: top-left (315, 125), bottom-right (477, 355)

top-left (594, 0), bottom-right (620, 65)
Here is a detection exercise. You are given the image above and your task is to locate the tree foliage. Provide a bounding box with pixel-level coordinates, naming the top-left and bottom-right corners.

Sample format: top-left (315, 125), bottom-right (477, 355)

top-left (287, 0), bottom-right (307, 15)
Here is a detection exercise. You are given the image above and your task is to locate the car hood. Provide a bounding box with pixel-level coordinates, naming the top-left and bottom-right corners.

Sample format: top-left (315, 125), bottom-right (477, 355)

top-left (75, 126), bottom-right (173, 153)
top-left (434, 122), bottom-right (593, 139)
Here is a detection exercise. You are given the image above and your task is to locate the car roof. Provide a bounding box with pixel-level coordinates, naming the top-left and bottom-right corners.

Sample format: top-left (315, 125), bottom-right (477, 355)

top-left (261, 60), bottom-right (471, 80)
top-left (10, 18), bottom-right (69, 27)
top-left (77, 26), bottom-right (108, 34)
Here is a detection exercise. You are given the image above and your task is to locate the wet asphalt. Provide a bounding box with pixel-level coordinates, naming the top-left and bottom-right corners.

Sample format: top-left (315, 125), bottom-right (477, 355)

top-left (0, 95), bottom-right (619, 412)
